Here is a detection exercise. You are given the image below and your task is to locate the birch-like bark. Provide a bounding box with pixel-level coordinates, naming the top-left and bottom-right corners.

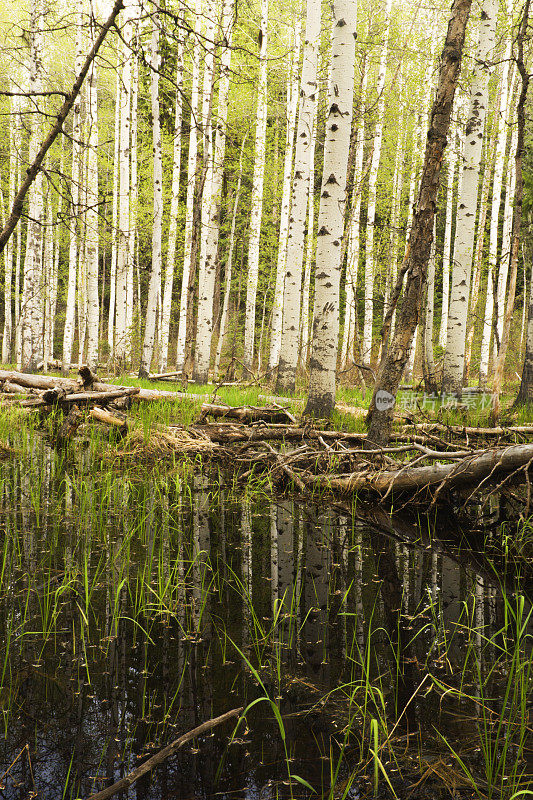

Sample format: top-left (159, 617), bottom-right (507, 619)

top-left (139, 11), bottom-right (163, 378)
top-left (465, 138), bottom-right (492, 377)
top-left (442, 0), bottom-right (497, 396)
top-left (114, 0), bottom-right (133, 367)
top-left (438, 116), bottom-right (458, 348)
top-left (194, 0), bottom-right (235, 383)
top-left (126, 31), bottom-right (139, 352)
top-left (107, 67), bottom-right (121, 353)
top-left (268, 19), bottom-right (302, 371)
top-left (496, 124), bottom-right (518, 344)
top-left (2, 93), bottom-right (16, 363)
top-left (275, 0), bottom-right (320, 393)
top-left (299, 109), bottom-right (317, 368)
top-left (362, 0), bottom-right (392, 367)
top-left (341, 54), bottom-right (368, 368)
top-left (86, 9), bottom-right (99, 369)
top-left (159, 7), bottom-right (184, 371)
top-left (243, 0), bottom-right (269, 372)
top-left (43, 189), bottom-right (54, 367)
top-left (21, 0), bottom-right (45, 371)
top-left (175, 0), bottom-right (202, 370)
top-left (423, 222), bottom-right (437, 393)
top-left (304, 0), bottom-right (356, 417)
top-left (214, 138), bottom-right (246, 377)
top-left (479, 32), bottom-right (513, 385)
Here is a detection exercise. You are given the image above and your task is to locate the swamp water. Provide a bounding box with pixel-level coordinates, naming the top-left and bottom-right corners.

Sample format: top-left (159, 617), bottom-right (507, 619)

top-left (0, 431), bottom-right (532, 799)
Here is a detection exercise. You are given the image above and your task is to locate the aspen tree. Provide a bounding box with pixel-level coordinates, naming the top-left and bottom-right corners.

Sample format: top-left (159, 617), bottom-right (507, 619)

top-left (340, 53), bottom-right (368, 368)
top-left (275, 0), bottom-right (320, 393)
top-left (159, 7), bottom-right (184, 371)
top-left (438, 116), bottom-right (458, 349)
top-left (367, 0), bottom-right (472, 446)
top-left (2, 92), bottom-right (17, 363)
top-left (21, 0), bottom-right (45, 371)
top-left (299, 109), bottom-right (317, 368)
top-left (423, 222), bottom-right (437, 393)
top-left (139, 10), bottom-right (163, 378)
top-left (304, 0), bottom-right (356, 418)
top-left (114, 0), bottom-right (134, 367)
top-left (496, 124), bottom-right (518, 344)
top-left (479, 31), bottom-right (513, 385)
top-left (107, 68), bottom-right (121, 353)
top-left (126, 29), bottom-right (139, 350)
top-left (194, 0), bottom-right (235, 383)
top-left (243, 0), bottom-right (269, 372)
top-left (175, 0), bottom-right (202, 370)
top-left (214, 136), bottom-right (247, 377)
top-left (499, 0), bottom-right (530, 414)
top-left (362, 0), bottom-right (392, 368)
top-left (268, 19), bottom-right (302, 372)
top-left (442, 0), bottom-right (497, 395)
top-left (86, 6), bottom-right (99, 370)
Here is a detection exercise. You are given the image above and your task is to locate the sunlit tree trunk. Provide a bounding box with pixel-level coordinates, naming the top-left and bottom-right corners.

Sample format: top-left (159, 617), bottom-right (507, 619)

top-left (299, 110), bottom-right (317, 368)
top-left (362, 0), bottom-right (392, 367)
top-left (423, 221), bottom-right (437, 392)
top-left (243, 0), bottom-right (269, 372)
top-left (268, 19), bottom-right (302, 371)
top-left (479, 32), bottom-right (513, 386)
top-left (86, 10), bottom-right (99, 370)
top-left (214, 137), bottom-right (246, 378)
top-left (194, 0), bottom-right (235, 383)
top-left (438, 115), bottom-right (458, 348)
top-left (341, 53), bottom-right (368, 368)
top-left (126, 34), bottom-right (139, 355)
top-left (21, 0), bottom-right (45, 371)
top-left (275, 0), bottom-right (320, 393)
top-left (114, 0), bottom-right (133, 368)
top-left (139, 11), bottom-right (163, 378)
top-left (442, 0), bottom-right (497, 395)
top-left (496, 124), bottom-right (517, 345)
top-left (2, 93), bottom-right (17, 363)
top-left (159, 7), bottom-right (184, 371)
top-left (304, 0), bottom-right (356, 417)
top-left (107, 67), bottom-right (121, 354)
top-left (175, 0), bottom-right (202, 370)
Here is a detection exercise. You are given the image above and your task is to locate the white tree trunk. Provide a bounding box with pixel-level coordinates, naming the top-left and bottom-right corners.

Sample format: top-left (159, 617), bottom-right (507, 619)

top-left (175, 0), bottom-right (202, 370)
top-left (159, 6), bottom-right (184, 371)
top-left (139, 11), bottom-right (163, 377)
top-left (362, 0), bottom-right (392, 367)
top-left (442, 0), bottom-right (497, 395)
top-left (214, 135), bottom-right (246, 377)
top-left (340, 54), bottom-right (368, 368)
top-left (274, 0), bottom-right (320, 393)
top-left (268, 18), bottom-right (302, 371)
top-left (438, 115), bottom-right (458, 348)
top-left (194, 0), bottom-right (235, 383)
top-left (2, 92), bottom-right (17, 363)
top-left (86, 9), bottom-right (99, 369)
top-left (496, 123), bottom-right (518, 344)
top-left (305, 0), bottom-right (356, 417)
top-left (299, 109), bottom-right (317, 368)
top-left (107, 67), bottom-right (121, 354)
top-left (479, 33), bottom-right (513, 386)
top-left (243, 0), bottom-right (269, 372)
top-left (21, 0), bottom-right (45, 371)
top-left (114, 0), bottom-right (133, 367)
top-left (126, 33), bottom-right (139, 355)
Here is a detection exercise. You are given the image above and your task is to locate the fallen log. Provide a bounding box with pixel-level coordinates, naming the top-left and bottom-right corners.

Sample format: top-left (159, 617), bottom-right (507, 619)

top-left (199, 403), bottom-right (296, 424)
top-left (401, 422), bottom-right (533, 437)
top-left (301, 442), bottom-right (533, 495)
top-left (0, 370), bottom-right (79, 392)
top-left (89, 406), bottom-right (128, 436)
top-left (85, 707), bottom-right (243, 800)
top-left (21, 387), bottom-right (140, 408)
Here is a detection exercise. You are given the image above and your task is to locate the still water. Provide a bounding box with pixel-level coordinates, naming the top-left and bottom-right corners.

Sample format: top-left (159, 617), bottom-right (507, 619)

top-left (0, 437), bottom-right (530, 799)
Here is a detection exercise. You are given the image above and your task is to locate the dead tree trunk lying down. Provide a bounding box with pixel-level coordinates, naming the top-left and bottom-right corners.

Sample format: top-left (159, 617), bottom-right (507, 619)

top-left (302, 442), bottom-right (533, 495)
top-left (198, 403), bottom-right (296, 424)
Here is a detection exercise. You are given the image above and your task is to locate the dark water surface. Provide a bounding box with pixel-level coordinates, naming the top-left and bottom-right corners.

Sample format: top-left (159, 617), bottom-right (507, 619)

top-left (0, 436), bottom-right (530, 799)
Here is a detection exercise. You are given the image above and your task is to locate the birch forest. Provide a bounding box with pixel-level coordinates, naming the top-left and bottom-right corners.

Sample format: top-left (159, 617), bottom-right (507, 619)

top-left (1, 0), bottom-right (532, 419)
